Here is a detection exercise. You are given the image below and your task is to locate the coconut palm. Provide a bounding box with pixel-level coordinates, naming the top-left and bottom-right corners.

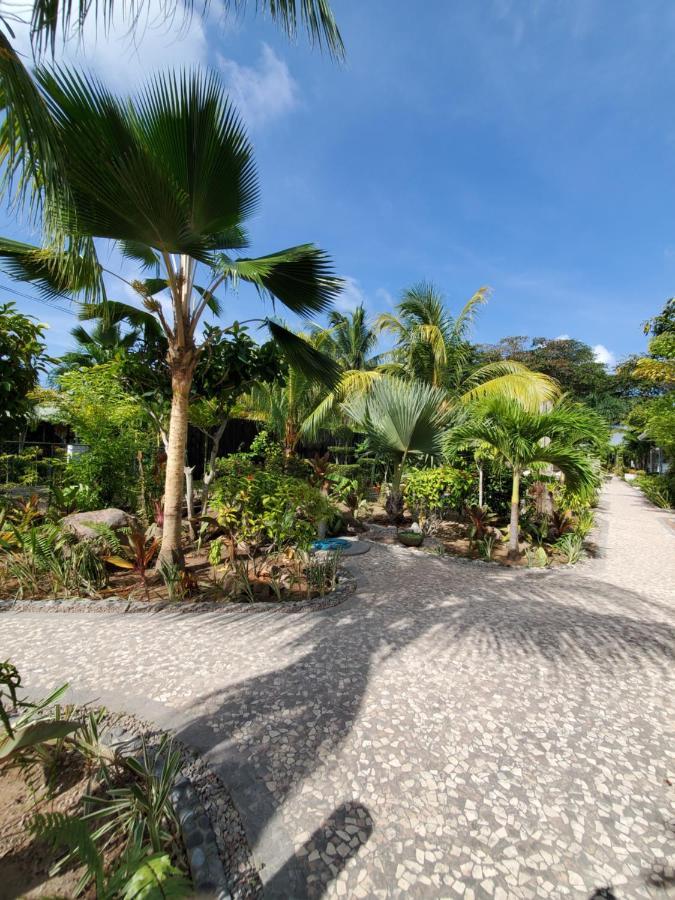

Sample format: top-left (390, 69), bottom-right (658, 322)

top-left (239, 363), bottom-right (324, 457)
top-left (342, 377), bottom-right (452, 521)
top-left (0, 69), bottom-right (343, 564)
top-left (52, 321), bottom-right (139, 376)
top-left (377, 282), bottom-right (559, 410)
top-left (446, 398), bottom-right (607, 558)
top-left (320, 304), bottom-right (380, 371)
top-left (301, 305), bottom-right (384, 439)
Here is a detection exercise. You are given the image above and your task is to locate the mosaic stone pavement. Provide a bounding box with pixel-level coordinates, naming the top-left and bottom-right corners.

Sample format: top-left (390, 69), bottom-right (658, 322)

top-left (2, 478), bottom-right (675, 898)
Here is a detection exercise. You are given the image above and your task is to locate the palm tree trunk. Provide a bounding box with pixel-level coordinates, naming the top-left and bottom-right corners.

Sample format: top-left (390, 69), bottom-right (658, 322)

top-left (508, 469), bottom-right (521, 559)
top-left (385, 455), bottom-right (406, 523)
top-left (158, 359), bottom-right (195, 566)
top-left (478, 462), bottom-right (484, 507)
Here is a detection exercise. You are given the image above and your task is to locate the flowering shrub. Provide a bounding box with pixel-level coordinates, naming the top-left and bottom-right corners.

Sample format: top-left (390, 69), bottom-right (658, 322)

top-left (403, 466), bottom-right (473, 520)
top-left (212, 457), bottom-right (334, 551)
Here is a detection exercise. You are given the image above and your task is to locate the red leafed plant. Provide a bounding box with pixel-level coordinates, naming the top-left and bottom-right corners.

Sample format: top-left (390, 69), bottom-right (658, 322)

top-left (104, 524), bottom-right (159, 601)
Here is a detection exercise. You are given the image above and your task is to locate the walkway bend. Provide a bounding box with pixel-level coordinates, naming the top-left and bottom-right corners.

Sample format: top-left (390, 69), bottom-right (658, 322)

top-left (2, 478), bottom-right (674, 898)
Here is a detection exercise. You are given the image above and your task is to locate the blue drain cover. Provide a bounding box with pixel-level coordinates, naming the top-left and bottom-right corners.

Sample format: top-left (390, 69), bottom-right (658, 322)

top-left (311, 538), bottom-right (351, 551)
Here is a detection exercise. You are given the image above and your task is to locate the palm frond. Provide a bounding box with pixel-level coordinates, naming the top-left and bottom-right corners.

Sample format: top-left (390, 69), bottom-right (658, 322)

top-left (460, 360), bottom-right (560, 411)
top-left (216, 244), bottom-right (343, 316)
top-left (266, 320), bottom-right (339, 387)
top-left (30, 67), bottom-right (258, 261)
top-left (28, 0), bottom-right (344, 60)
top-left (0, 236), bottom-right (104, 301)
top-left (451, 286), bottom-right (491, 341)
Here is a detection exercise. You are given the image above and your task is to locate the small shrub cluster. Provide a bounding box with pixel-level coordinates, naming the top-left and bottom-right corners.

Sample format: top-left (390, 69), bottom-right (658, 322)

top-left (212, 456), bottom-right (335, 553)
top-left (634, 473), bottom-right (674, 509)
top-left (403, 466), bottom-right (473, 522)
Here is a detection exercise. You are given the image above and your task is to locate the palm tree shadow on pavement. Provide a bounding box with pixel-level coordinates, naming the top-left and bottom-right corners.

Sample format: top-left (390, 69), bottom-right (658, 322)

top-left (172, 549), bottom-right (675, 896)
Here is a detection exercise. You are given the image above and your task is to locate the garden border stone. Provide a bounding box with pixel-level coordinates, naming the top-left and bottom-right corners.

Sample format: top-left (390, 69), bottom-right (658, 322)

top-left (92, 712), bottom-right (263, 899)
top-left (0, 568), bottom-right (357, 615)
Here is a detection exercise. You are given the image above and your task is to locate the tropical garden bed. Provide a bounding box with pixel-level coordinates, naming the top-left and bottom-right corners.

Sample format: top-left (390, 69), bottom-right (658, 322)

top-left (0, 663), bottom-right (261, 899)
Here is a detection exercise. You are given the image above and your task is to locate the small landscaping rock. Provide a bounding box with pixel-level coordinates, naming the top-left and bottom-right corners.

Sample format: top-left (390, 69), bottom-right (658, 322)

top-left (61, 508), bottom-right (136, 540)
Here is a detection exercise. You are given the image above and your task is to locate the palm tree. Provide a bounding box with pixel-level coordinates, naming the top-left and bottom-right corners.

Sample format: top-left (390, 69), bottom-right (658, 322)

top-left (0, 70), bottom-right (343, 565)
top-left (51, 320), bottom-right (140, 379)
top-left (446, 399), bottom-right (607, 558)
top-left (239, 364), bottom-right (324, 457)
top-left (377, 282), bottom-right (488, 388)
top-left (321, 304), bottom-right (380, 371)
top-left (0, 1), bottom-right (343, 219)
top-left (342, 377), bottom-right (452, 521)
top-left (378, 282), bottom-right (559, 410)
top-left (301, 305), bottom-right (384, 439)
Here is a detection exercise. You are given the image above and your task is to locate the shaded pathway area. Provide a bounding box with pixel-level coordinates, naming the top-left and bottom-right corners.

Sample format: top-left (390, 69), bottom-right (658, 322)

top-left (2, 478), bottom-right (674, 898)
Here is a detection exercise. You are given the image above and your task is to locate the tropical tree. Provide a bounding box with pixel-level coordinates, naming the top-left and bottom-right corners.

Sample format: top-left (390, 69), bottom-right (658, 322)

top-left (342, 377), bottom-right (452, 521)
top-left (51, 320), bottom-right (141, 379)
top-left (0, 301), bottom-right (48, 436)
top-left (319, 304), bottom-right (380, 370)
top-left (190, 323), bottom-right (282, 509)
top-left (0, 70), bottom-right (343, 565)
top-left (301, 305), bottom-right (384, 439)
top-left (240, 358), bottom-right (324, 456)
top-left (377, 282), bottom-right (487, 388)
top-left (446, 399), bottom-right (607, 558)
top-left (378, 282), bottom-right (559, 409)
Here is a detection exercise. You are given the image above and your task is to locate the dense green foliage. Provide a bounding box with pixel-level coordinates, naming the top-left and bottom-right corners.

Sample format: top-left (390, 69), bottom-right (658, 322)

top-left (0, 302), bottom-right (48, 435)
top-left (212, 455), bottom-right (334, 551)
top-left (403, 466), bottom-right (473, 519)
top-left (51, 363), bottom-right (154, 510)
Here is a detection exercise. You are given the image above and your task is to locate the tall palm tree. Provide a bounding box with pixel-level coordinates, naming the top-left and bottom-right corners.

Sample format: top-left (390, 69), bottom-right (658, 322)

top-left (378, 282), bottom-right (559, 409)
top-left (301, 305), bottom-right (383, 439)
top-left (321, 304), bottom-right (379, 371)
top-left (342, 376), bottom-right (452, 521)
top-left (0, 69), bottom-right (343, 564)
top-left (377, 282), bottom-right (488, 388)
top-left (446, 398), bottom-right (607, 558)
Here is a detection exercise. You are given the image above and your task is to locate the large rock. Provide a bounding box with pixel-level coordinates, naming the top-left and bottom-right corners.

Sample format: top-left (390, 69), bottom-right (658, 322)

top-left (61, 508), bottom-right (135, 541)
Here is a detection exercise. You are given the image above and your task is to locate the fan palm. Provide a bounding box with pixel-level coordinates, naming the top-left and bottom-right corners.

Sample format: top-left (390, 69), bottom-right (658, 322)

top-left (342, 376), bottom-right (452, 521)
top-left (446, 398), bottom-right (607, 558)
top-left (0, 1), bottom-right (343, 218)
top-left (0, 69), bottom-right (343, 564)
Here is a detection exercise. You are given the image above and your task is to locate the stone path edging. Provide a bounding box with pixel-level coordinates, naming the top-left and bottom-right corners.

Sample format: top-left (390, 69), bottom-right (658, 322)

top-left (0, 569), bottom-right (356, 616)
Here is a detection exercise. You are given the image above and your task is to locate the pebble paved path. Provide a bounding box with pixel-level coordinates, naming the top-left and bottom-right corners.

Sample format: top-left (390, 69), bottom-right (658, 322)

top-left (2, 478), bottom-right (675, 899)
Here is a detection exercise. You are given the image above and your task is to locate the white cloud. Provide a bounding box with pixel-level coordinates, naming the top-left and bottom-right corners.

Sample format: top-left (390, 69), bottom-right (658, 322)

top-left (333, 276), bottom-right (367, 313)
top-left (218, 44), bottom-right (298, 127)
top-left (593, 344), bottom-right (616, 367)
top-left (375, 287), bottom-right (394, 307)
top-left (554, 333), bottom-right (570, 340)
top-left (13, 0), bottom-right (209, 91)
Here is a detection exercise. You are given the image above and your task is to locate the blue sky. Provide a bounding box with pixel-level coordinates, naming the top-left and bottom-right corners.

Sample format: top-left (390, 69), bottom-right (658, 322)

top-left (3, 0), bottom-right (675, 364)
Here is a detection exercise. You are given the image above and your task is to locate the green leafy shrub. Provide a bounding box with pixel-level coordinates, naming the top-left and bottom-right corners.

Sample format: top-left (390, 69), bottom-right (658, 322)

top-left (555, 533), bottom-right (584, 564)
top-left (635, 473), bottom-right (674, 509)
top-left (4, 523), bottom-right (107, 599)
top-left (212, 458), bottom-right (334, 551)
top-left (403, 466), bottom-right (472, 520)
